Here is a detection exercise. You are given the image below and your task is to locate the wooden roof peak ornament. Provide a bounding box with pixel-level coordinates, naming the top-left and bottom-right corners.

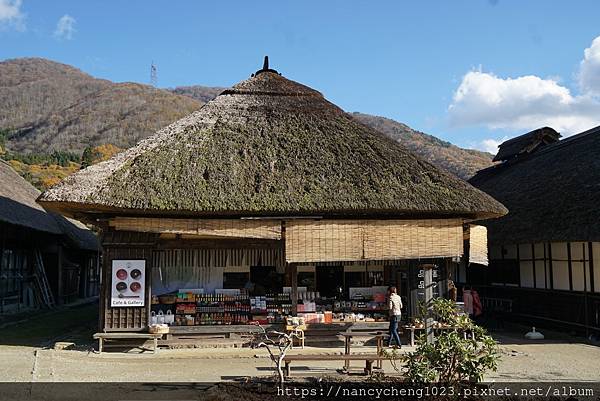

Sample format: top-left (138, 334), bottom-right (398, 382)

top-left (254, 55), bottom-right (280, 76)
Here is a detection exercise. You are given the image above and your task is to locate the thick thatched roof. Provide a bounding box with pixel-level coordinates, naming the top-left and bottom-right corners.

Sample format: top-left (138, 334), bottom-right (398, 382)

top-left (470, 125), bottom-right (600, 244)
top-left (493, 126), bottom-right (560, 162)
top-left (0, 160), bottom-right (98, 250)
top-left (1, 160), bottom-right (62, 234)
top-left (39, 64), bottom-right (506, 220)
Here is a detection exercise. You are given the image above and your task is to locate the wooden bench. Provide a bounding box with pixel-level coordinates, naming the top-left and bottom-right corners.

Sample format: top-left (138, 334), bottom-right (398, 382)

top-left (282, 354), bottom-right (385, 377)
top-left (93, 332), bottom-right (163, 354)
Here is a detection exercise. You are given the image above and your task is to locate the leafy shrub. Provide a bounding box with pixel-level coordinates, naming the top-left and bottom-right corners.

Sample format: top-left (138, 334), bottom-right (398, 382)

top-left (386, 298), bottom-right (500, 384)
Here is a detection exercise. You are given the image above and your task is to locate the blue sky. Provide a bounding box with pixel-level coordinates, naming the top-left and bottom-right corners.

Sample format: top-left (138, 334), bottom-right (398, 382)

top-left (2, 1), bottom-right (600, 153)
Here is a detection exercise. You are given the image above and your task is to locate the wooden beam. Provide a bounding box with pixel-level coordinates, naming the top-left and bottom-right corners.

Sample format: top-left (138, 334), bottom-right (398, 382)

top-left (589, 242), bottom-right (595, 293)
top-left (531, 243), bottom-right (536, 289)
top-left (567, 242), bottom-right (573, 291)
top-left (56, 246), bottom-right (63, 305)
top-left (516, 244), bottom-right (521, 288)
top-left (544, 242), bottom-right (548, 289)
top-left (290, 263), bottom-right (298, 316)
top-left (548, 243), bottom-right (554, 289)
top-left (156, 238), bottom-right (283, 250)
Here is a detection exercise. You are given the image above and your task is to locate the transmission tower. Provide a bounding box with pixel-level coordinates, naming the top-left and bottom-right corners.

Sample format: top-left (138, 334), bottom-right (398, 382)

top-left (150, 61), bottom-right (157, 87)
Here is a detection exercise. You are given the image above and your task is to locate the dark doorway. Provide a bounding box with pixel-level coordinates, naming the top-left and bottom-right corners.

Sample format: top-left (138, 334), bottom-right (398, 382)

top-left (250, 266), bottom-right (282, 295)
top-left (223, 272), bottom-right (249, 289)
top-left (316, 265), bottom-right (343, 298)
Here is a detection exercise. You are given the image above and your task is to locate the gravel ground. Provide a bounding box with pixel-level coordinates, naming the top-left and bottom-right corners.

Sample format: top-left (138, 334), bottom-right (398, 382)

top-left (1, 305), bottom-right (598, 383)
top-left (1, 338), bottom-right (599, 382)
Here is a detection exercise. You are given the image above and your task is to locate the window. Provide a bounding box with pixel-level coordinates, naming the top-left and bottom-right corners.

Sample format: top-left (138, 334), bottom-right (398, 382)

top-left (518, 243), bottom-right (535, 288)
top-left (570, 242), bottom-right (590, 292)
top-left (520, 260), bottom-right (534, 288)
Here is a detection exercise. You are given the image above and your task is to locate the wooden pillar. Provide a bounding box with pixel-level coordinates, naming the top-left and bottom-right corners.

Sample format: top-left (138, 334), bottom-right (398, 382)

top-left (56, 246), bottom-right (63, 305)
top-left (589, 242), bottom-right (595, 293)
top-left (423, 265), bottom-right (434, 344)
top-left (290, 263), bottom-right (298, 316)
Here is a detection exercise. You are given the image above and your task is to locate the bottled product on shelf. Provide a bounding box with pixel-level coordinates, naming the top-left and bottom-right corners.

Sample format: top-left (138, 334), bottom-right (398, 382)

top-left (161, 291), bottom-right (253, 326)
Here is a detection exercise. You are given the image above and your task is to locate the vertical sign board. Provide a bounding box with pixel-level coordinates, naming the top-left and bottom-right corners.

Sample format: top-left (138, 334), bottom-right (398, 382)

top-left (111, 260), bottom-right (146, 307)
top-left (417, 264), bottom-right (439, 344)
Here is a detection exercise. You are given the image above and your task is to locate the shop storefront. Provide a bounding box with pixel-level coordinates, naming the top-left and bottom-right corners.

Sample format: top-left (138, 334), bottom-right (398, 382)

top-left (135, 242), bottom-right (455, 331)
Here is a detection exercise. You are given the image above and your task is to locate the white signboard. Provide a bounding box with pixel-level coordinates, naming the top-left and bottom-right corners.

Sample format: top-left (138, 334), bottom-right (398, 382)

top-left (111, 260), bottom-right (146, 307)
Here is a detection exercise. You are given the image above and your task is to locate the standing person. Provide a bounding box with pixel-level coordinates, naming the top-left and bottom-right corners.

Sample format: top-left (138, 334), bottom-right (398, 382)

top-left (472, 288), bottom-right (483, 319)
top-left (462, 286), bottom-right (474, 317)
top-left (447, 280), bottom-right (457, 302)
top-left (387, 286), bottom-right (403, 348)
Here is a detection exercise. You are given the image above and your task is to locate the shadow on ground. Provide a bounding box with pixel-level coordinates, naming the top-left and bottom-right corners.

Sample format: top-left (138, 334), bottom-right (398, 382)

top-left (0, 301), bottom-right (98, 348)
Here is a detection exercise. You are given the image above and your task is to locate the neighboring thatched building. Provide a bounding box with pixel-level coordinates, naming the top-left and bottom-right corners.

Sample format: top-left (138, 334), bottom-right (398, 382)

top-left (469, 125), bottom-right (600, 334)
top-left (39, 59), bottom-right (506, 333)
top-left (0, 160), bottom-right (99, 312)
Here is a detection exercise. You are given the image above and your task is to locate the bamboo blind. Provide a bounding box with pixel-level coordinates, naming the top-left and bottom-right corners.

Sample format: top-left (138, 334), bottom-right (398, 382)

top-left (152, 248), bottom-right (286, 273)
top-left (285, 219), bottom-right (464, 263)
top-left (109, 217), bottom-right (282, 240)
top-left (468, 225), bottom-right (488, 266)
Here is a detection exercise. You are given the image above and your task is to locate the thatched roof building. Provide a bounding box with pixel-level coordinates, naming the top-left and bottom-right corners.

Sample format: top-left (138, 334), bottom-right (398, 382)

top-left (1, 160), bottom-right (63, 234)
top-left (37, 60), bottom-right (508, 331)
top-left (470, 125), bottom-right (600, 244)
top-left (0, 160), bottom-right (97, 250)
top-left (1, 160), bottom-right (99, 309)
top-left (467, 126), bottom-right (600, 334)
top-left (492, 126), bottom-right (561, 162)
top-left (39, 64), bottom-right (506, 221)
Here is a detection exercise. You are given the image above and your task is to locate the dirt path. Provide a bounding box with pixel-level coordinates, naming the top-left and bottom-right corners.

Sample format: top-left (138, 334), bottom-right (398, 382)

top-left (1, 340), bottom-right (598, 382)
top-left (1, 305), bottom-right (599, 382)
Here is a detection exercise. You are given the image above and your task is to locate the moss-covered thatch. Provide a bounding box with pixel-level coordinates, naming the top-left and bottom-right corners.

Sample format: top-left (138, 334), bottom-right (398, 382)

top-left (38, 68), bottom-right (506, 220)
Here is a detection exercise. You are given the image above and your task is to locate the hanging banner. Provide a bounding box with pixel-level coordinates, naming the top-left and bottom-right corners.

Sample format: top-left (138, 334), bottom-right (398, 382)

top-left (111, 260), bottom-right (146, 307)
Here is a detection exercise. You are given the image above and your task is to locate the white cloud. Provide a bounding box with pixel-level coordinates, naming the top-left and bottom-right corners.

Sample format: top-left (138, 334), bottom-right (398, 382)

top-left (54, 14), bottom-right (75, 40)
top-left (579, 36), bottom-right (600, 96)
top-left (449, 35), bottom-right (600, 139)
top-left (449, 70), bottom-right (600, 136)
top-left (474, 136), bottom-right (509, 154)
top-left (0, 0), bottom-right (25, 30)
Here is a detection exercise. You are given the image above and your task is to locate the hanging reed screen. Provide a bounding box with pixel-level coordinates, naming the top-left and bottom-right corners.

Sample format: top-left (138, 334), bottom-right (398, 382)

top-left (153, 248), bottom-right (286, 273)
top-left (109, 217), bottom-right (282, 240)
top-left (468, 225), bottom-right (488, 266)
top-left (285, 219), bottom-right (464, 263)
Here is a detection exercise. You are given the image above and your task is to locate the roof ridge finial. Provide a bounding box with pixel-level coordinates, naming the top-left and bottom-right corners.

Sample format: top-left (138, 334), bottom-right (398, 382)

top-left (253, 55), bottom-right (280, 76)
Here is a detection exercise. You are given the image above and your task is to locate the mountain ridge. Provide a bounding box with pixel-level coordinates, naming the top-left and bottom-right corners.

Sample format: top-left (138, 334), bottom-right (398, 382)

top-left (0, 57), bottom-right (493, 182)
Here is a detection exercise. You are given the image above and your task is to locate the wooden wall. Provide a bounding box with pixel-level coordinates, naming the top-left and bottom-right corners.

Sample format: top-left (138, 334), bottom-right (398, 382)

top-left (463, 241), bottom-right (600, 332)
top-left (100, 230), bottom-right (157, 332)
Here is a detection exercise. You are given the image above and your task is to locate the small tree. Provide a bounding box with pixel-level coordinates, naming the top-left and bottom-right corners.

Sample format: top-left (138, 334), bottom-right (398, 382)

top-left (80, 146), bottom-right (96, 168)
top-left (251, 324), bottom-right (300, 388)
top-left (385, 298), bottom-right (500, 384)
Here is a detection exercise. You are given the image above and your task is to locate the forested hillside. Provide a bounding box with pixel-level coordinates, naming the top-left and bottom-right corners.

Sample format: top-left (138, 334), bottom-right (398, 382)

top-left (352, 113), bottom-right (493, 178)
top-left (0, 58), bottom-right (203, 153)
